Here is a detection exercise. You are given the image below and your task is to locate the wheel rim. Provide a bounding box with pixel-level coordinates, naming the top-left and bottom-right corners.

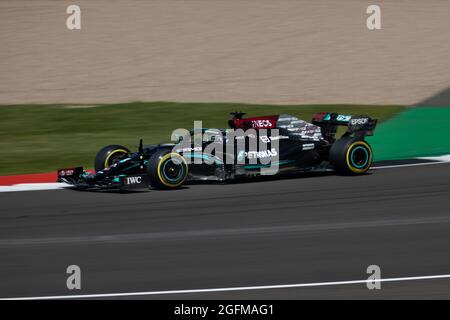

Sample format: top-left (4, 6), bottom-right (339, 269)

top-left (104, 149), bottom-right (128, 168)
top-left (350, 146), bottom-right (369, 168)
top-left (157, 153), bottom-right (187, 187)
top-left (162, 158), bottom-right (184, 182)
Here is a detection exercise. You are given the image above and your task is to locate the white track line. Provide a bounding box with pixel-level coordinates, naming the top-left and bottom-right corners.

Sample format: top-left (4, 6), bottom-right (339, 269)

top-left (371, 161), bottom-right (448, 169)
top-left (372, 154), bottom-right (450, 169)
top-left (419, 155), bottom-right (450, 162)
top-left (3, 274), bottom-right (450, 300)
top-left (0, 183), bottom-right (69, 192)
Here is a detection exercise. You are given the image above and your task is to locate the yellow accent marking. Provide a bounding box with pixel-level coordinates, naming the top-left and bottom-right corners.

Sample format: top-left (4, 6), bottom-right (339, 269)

top-left (345, 141), bottom-right (372, 174)
top-left (156, 153), bottom-right (188, 188)
top-left (104, 149), bottom-right (128, 169)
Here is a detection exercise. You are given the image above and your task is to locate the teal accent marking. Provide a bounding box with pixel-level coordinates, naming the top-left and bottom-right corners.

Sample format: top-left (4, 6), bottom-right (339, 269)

top-left (244, 160), bottom-right (294, 169)
top-left (184, 153), bottom-right (223, 165)
top-left (350, 146), bottom-right (369, 168)
top-left (122, 163), bottom-right (141, 171)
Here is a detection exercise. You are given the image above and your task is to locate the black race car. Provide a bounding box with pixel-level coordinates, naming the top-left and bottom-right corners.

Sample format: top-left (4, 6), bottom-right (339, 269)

top-left (57, 112), bottom-right (377, 191)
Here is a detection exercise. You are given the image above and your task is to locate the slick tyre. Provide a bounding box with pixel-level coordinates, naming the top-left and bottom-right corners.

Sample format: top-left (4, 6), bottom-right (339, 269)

top-left (94, 145), bottom-right (130, 172)
top-left (329, 137), bottom-right (373, 175)
top-left (148, 149), bottom-right (188, 189)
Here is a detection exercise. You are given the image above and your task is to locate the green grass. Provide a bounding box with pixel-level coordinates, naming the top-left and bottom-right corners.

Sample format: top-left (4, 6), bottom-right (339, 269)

top-left (0, 102), bottom-right (404, 175)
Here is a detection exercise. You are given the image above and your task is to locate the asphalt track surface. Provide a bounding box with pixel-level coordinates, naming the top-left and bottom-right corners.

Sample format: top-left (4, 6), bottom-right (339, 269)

top-left (1, 163), bottom-right (450, 299)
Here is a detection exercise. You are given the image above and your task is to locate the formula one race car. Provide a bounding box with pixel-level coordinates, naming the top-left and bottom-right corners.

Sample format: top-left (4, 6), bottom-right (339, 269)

top-left (57, 112), bottom-right (377, 191)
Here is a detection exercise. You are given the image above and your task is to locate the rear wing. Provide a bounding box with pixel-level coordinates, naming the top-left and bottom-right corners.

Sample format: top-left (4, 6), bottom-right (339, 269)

top-left (312, 112), bottom-right (377, 139)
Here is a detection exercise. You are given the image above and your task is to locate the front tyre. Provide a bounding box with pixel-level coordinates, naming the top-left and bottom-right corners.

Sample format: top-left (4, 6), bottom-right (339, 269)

top-left (148, 149), bottom-right (188, 189)
top-left (329, 137), bottom-right (373, 175)
top-left (94, 145), bottom-right (130, 172)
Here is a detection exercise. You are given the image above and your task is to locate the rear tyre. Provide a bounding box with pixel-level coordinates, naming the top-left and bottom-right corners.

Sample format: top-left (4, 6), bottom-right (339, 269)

top-left (147, 149), bottom-right (188, 189)
top-left (94, 145), bottom-right (130, 172)
top-left (329, 137), bottom-right (372, 175)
